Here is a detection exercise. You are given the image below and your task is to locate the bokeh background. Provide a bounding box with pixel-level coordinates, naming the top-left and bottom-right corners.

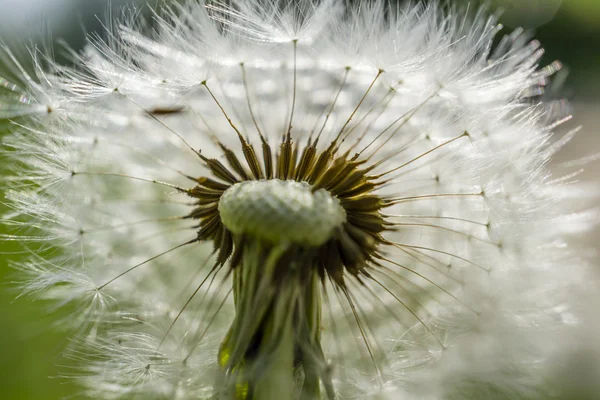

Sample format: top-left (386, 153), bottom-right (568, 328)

top-left (0, 0), bottom-right (598, 399)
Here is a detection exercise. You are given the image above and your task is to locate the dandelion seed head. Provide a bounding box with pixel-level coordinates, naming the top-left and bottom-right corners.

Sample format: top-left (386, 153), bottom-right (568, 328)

top-left (218, 179), bottom-right (346, 246)
top-left (1, 0), bottom-right (596, 399)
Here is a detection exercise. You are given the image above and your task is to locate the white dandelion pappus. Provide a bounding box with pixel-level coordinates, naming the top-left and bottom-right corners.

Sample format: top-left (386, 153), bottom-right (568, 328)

top-left (0, 0), bottom-right (595, 399)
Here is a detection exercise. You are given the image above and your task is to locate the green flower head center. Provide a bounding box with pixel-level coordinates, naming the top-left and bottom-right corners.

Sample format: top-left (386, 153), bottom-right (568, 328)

top-left (218, 179), bottom-right (347, 247)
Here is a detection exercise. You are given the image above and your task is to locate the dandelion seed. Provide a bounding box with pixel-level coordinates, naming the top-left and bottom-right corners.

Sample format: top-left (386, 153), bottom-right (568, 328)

top-left (1, 1), bottom-right (596, 399)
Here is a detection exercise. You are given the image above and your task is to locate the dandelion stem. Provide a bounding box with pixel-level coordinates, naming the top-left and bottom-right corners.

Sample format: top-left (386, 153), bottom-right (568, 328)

top-left (217, 239), bottom-right (332, 400)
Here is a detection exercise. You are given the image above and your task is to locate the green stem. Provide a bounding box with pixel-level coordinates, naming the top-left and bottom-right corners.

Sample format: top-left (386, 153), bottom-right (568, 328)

top-left (216, 239), bottom-right (333, 400)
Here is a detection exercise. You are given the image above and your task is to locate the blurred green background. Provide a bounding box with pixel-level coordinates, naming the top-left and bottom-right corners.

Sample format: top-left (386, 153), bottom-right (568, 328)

top-left (0, 0), bottom-right (598, 399)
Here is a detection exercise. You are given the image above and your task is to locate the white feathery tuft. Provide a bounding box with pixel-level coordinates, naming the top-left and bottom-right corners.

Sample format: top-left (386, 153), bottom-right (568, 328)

top-left (1, 1), bottom-right (597, 399)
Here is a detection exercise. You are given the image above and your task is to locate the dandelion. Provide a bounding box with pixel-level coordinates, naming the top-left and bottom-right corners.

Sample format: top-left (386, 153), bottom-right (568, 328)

top-left (1, 1), bottom-right (596, 399)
